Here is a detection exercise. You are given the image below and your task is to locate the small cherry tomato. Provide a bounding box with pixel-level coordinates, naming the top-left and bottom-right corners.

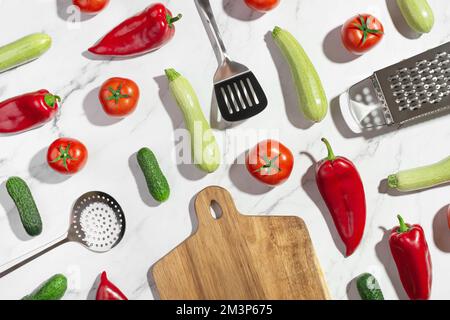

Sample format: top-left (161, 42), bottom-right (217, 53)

top-left (99, 77), bottom-right (140, 117)
top-left (73, 0), bottom-right (109, 14)
top-left (244, 0), bottom-right (280, 12)
top-left (47, 138), bottom-right (88, 175)
top-left (341, 14), bottom-right (384, 55)
top-left (246, 139), bottom-right (294, 186)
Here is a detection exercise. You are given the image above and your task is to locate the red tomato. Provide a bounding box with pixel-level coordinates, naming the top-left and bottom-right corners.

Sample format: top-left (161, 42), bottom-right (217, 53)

top-left (341, 14), bottom-right (384, 55)
top-left (244, 0), bottom-right (280, 12)
top-left (246, 140), bottom-right (294, 186)
top-left (47, 138), bottom-right (88, 175)
top-left (73, 0), bottom-right (109, 14)
top-left (99, 77), bottom-right (140, 117)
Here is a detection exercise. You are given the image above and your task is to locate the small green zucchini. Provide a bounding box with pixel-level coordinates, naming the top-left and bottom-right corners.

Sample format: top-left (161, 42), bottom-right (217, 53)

top-left (137, 148), bottom-right (170, 202)
top-left (356, 273), bottom-right (384, 300)
top-left (388, 156), bottom-right (450, 192)
top-left (23, 274), bottom-right (67, 300)
top-left (272, 26), bottom-right (328, 123)
top-left (6, 177), bottom-right (42, 236)
top-left (165, 68), bottom-right (220, 173)
top-left (0, 33), bottom-right (52, 73)
top-left (396, 0), bottom-right (434, 34)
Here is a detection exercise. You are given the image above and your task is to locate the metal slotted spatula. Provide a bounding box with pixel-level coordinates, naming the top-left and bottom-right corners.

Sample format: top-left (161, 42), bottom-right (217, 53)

top-left (195, 0), bottom-right (268, 122)
top-left (0, 191), bottom-right (125, 278)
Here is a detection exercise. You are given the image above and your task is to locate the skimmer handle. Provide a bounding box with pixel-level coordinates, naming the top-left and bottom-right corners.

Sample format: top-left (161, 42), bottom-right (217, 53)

top-left (194, 0), bottom-right (229, 64)
top-left (0, 234), bottom-right (68, 278)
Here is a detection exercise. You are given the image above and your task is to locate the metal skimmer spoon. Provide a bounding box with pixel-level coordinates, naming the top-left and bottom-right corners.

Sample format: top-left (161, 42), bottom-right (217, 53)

top-left (0, 191), bottom-right (125, 278)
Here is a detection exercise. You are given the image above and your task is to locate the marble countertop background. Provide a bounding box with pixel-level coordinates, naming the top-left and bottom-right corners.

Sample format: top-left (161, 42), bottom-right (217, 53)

top-left (0, 0), bottom-right (449, 300)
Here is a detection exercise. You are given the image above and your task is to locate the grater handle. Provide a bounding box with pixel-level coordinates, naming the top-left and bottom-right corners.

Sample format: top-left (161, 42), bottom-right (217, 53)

top-left (0, 234), bottom-right (68, 278)
top-left (194, 0), bottom-right (229, 64)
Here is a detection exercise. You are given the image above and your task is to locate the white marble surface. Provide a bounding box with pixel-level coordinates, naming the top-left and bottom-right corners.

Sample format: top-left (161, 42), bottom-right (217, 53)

top-left (0, 0), bottom-right (449, 300)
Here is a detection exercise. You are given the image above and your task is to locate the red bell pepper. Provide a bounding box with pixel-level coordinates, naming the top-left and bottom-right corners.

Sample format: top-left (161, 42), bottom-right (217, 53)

top-left (0, 90), bottom-right (60, 134)
top-left (88, 3), bottom-right (182, 57)
top-left (389, 215), bottom-right (432, 300)
top-left (315, 138), bottom-right (366, 256)
top-left (96, 271), bottom-right (128, 300)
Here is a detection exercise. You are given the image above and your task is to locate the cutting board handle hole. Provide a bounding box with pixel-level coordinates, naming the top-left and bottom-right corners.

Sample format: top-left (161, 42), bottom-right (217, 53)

top-left (210, 200), bottom-right (223, 220)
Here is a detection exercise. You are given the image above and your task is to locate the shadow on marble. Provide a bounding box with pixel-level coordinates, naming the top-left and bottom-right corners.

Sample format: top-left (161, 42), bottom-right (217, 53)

top-left (375, 226), bottom-right (409, 300)
top-left (264, 32), bottom-right (314, 130)
top-left (379, 178), bottom-right (450, 197)
top-left (229, 152), bottom-right (273, 195)
top-left (147, 266), bottom-right (161, 300)
top-left (222, 0), bottom-right (264, 21)
top-left (300, 152), bottom-right (346, 257)
top-left (29, 147), bottom-right (71, 184)
top-left (86, 272), bottom-right (102, 300)
top-left (322, 26), bottom-right (360, 64)
top-left (433, 205), bottom-right (450, 253)
top-left (385, 0), bottom-right (422, 40)
top-left (0, 181), bottom-right (34, 241)
top-left (330, 96), bottom-right (397, 140)
top-left (154, 75), bottom-right (208, 181)
top-left (346, 275), bottom-right (361, 300)
top-left (83, 87), bottom-right (123, 126)
top-left (56, 0), bottom-right (96, 22)
top-left (128, 153), bottom-right (162, 208)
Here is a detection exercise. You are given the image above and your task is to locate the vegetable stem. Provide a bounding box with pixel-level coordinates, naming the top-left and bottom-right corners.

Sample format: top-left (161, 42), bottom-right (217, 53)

top-left (44, 94), bottom-right (61, 108)
top-left (321, 138), bottom-right (336, 161)
top-left (387, 174), bottom-right (398, 189)
top-left (397, 215), bottom-right (410, 233)
top-left (167, 14), bottom-right (182, 28)
top-left (165, 68), bottom-right (181, 82)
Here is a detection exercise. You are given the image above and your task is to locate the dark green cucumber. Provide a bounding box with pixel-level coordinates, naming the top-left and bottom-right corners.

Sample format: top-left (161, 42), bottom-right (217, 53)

top-left (23, 274), bottom-right (67, 300)
top-left (137, 148), bottom-right (170, 202)
top-left (6, 177), bottom-right (42, 236)
top-left (356, 273), bottom-right (384, 300)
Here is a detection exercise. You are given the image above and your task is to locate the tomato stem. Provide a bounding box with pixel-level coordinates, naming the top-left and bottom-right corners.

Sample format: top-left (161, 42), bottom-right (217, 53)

top-left (51, 144), bottom-right (77, 171)
top-left (254, 153), bottom-right (282, 175)
top-left (107, 84), bottom-right (131, 105)
top-left (353, 15), bottom-right (384, 45)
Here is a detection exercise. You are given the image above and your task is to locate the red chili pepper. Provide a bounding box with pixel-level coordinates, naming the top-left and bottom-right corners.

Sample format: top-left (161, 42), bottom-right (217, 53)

top-left (88, 3), bottom-right (182, 57)
top-left (389, 215), bottom-right (432, 300)
top-left (0, 90), bottom-right (60, 134)
top-left (96, 271), bottom-right (128, 300)
top-left (315, 138), bottom-right (366, 256)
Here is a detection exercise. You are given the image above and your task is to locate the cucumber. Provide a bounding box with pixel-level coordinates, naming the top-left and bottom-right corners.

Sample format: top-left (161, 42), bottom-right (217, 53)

top-left (165, 68), bottom-right (220, 173)
top-left (397, 0), bottom-right (434, 34)
top-left (23, 274), bottom-right (67, 300)
top-left (356, 273), bottom-right (384, 300)
top-left (388, 156), bottom-right (450, 192)
top-left (0, 33), bottom-right (52, 73)
top-left (6, 177), bottom-right (42, 236)
top-left (137, 148), bottom-right (170, 202)
top-left (272, 26), bottom-right (328, 123)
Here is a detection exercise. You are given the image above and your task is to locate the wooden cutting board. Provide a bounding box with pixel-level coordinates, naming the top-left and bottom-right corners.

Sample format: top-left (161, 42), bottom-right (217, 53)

top-left (153, 186), bottom-right (330, 300)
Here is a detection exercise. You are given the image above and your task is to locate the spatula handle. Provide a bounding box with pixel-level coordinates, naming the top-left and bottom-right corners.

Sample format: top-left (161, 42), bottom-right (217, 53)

top-left (194, 0), bottom-right (229, 63)
top-left (195, 186), bottom-right (239, 226)
top-left (0, 235), bottom-right (68, 278)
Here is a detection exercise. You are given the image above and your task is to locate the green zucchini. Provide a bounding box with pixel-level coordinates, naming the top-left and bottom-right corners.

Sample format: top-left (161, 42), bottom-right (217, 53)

top-left (272, 26), bottom-right (328, 123)
top-left (137, 148), bottom-right (170, 202)
top-left (397, 0), bottom-right (434, 34)
top-left (388, 156), bottom-right (450, 192)
top-left (356, 273), bottom-right (384, 300)
top-left (0, 33), bottom-right (52, 73)
top-left (23, 274), bottom-right (67, 300)
top-left (6, 177), bottom-right (42, 236)
top-left (165, 68), bottom-right (220, 173)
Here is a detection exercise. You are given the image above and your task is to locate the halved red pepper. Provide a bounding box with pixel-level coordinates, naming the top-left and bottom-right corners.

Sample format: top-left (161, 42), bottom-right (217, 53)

top-left (315, 138), bottom-right (366, 256)
top-left (389, 215), bottom-right (432, 300)
top-left (96, 271), bottom-right (128, 300)
top-left (0, 90), bottom-right (60, 134)
top-left (88, 3), bottom-right (182, 57)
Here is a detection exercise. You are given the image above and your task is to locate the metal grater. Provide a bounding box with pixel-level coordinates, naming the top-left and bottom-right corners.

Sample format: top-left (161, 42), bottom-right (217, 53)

top-left (344, 42), bottom-right (450, 131)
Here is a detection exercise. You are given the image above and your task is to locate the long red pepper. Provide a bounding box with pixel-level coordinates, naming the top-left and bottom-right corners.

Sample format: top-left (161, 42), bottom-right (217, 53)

top-left (0, 90), bottom-right (60, 134)
top-left (389, 215), bottom-right (432, 300)
top-left (88, 3), bottom-right (182, 57)
top-left (96, 271), bottom-right (128, 300)
top-left (315, 138), bottom-right (366, 256)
